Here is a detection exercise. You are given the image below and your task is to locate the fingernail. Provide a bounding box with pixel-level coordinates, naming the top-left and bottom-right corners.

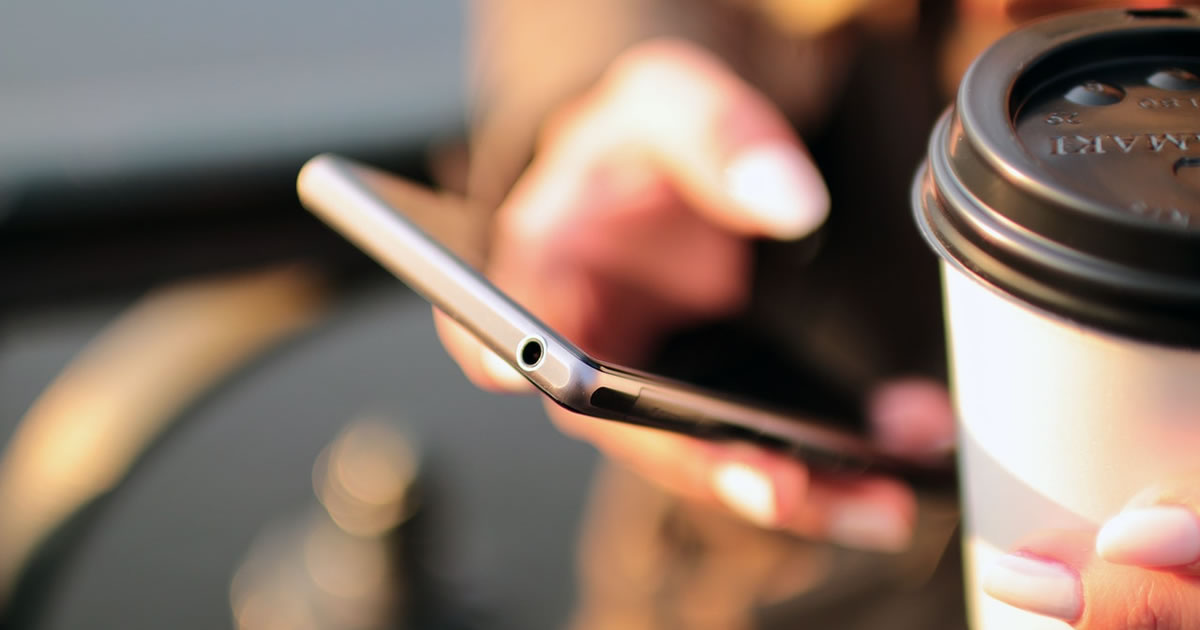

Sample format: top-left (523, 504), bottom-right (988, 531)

top-left (982, 553), bottom-right (1083, 622)
top-left (724, 144), bottom-right (830, 239)
top-left (481, 349), bottom-right (532, 391)
top-left (827, 501), bottom-right (912, 552)
top-left (1097, 505), bottom-right (1200, 568)
top-left (712, 461), bottom-right (778, 527)
top-left (868, 381), bottom-right (956, 457)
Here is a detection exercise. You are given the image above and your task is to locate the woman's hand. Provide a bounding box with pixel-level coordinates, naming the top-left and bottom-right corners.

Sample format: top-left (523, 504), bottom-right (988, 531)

top-left (436, 39), bottom-right (954, 552)
top-left (983, 476), bottom-right (1200, 627)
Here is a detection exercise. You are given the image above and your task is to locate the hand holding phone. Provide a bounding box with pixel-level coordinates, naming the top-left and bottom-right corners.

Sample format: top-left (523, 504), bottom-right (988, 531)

top-left (298, 154), bottom-right (953, 489)
top-left (300, 46), bottom-right (958, 551)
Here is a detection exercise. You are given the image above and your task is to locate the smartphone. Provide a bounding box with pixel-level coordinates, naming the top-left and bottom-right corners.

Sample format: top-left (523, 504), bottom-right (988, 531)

top-left (297, 154), bottom-right (953, 488)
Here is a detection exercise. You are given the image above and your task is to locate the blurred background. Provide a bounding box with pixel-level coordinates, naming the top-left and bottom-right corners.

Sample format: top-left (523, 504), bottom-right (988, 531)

top-left (0, 1), bottom-right (599, 628)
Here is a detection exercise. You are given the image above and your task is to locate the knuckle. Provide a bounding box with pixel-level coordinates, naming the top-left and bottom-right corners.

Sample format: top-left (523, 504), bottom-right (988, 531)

top-left (603, 39), bottom-right (789, 148)
top-left (493, 198), bottom-right (554, 259)
top-left (1123, 580), bottom-right (1183, 630)
top-left (604, 38), bottom-right (726, 102)
top-left (608, 38), bottom-right (710, 80)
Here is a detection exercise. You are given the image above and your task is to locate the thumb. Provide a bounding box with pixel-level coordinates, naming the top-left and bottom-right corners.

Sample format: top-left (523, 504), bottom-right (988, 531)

top-left (982, 527), bottom-right (1200, 629)
top-left (546, 38), bottom-right (830, 240)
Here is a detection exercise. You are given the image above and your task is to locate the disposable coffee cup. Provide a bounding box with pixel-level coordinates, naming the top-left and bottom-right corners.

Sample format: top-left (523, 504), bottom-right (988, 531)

top-left (913, 8), bottom-right (1200, 629)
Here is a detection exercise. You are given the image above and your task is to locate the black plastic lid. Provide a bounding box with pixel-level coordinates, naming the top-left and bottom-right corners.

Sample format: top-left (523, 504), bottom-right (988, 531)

top-left (914, 8), bottom-right (1200, 347)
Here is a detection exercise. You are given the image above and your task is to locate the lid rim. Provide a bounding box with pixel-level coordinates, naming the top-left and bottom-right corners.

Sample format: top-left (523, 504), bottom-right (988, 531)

top-left (915, 159), bottom-right (1200, 349)
top-left (929, 112), bottom-right (1200, 301)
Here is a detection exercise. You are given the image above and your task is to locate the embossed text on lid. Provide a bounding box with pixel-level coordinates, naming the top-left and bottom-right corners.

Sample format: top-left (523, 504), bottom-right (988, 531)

top-left (914, 8), bottom-right (1200, 347)
top-left (1014, 60), bottom-right (1200, 231)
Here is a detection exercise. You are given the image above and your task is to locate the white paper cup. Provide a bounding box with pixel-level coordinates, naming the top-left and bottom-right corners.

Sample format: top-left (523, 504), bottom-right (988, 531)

top-left (913, 9), bottom-right (1200, 628)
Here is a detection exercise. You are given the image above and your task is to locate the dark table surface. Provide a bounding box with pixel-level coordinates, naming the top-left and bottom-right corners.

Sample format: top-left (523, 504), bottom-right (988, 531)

top-left (0, 284), bottom-right (598, 630)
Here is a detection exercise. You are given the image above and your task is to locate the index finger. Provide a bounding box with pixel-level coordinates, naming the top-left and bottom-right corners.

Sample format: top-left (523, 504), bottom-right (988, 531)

top-left (1095, 475), bottom-right (1200, 574)
top-left (538, 39), bottom-right (830, 241)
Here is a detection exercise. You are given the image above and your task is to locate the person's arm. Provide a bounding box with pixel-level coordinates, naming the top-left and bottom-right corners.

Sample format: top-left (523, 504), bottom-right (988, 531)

top-left (466, 0), bottom-right (660, 208)
top-left (464, 0), bottom-right (867, 209)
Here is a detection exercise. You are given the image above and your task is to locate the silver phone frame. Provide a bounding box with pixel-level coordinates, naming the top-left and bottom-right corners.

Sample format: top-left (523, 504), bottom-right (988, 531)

top-left (297, 154), bottom-right (951, 481)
